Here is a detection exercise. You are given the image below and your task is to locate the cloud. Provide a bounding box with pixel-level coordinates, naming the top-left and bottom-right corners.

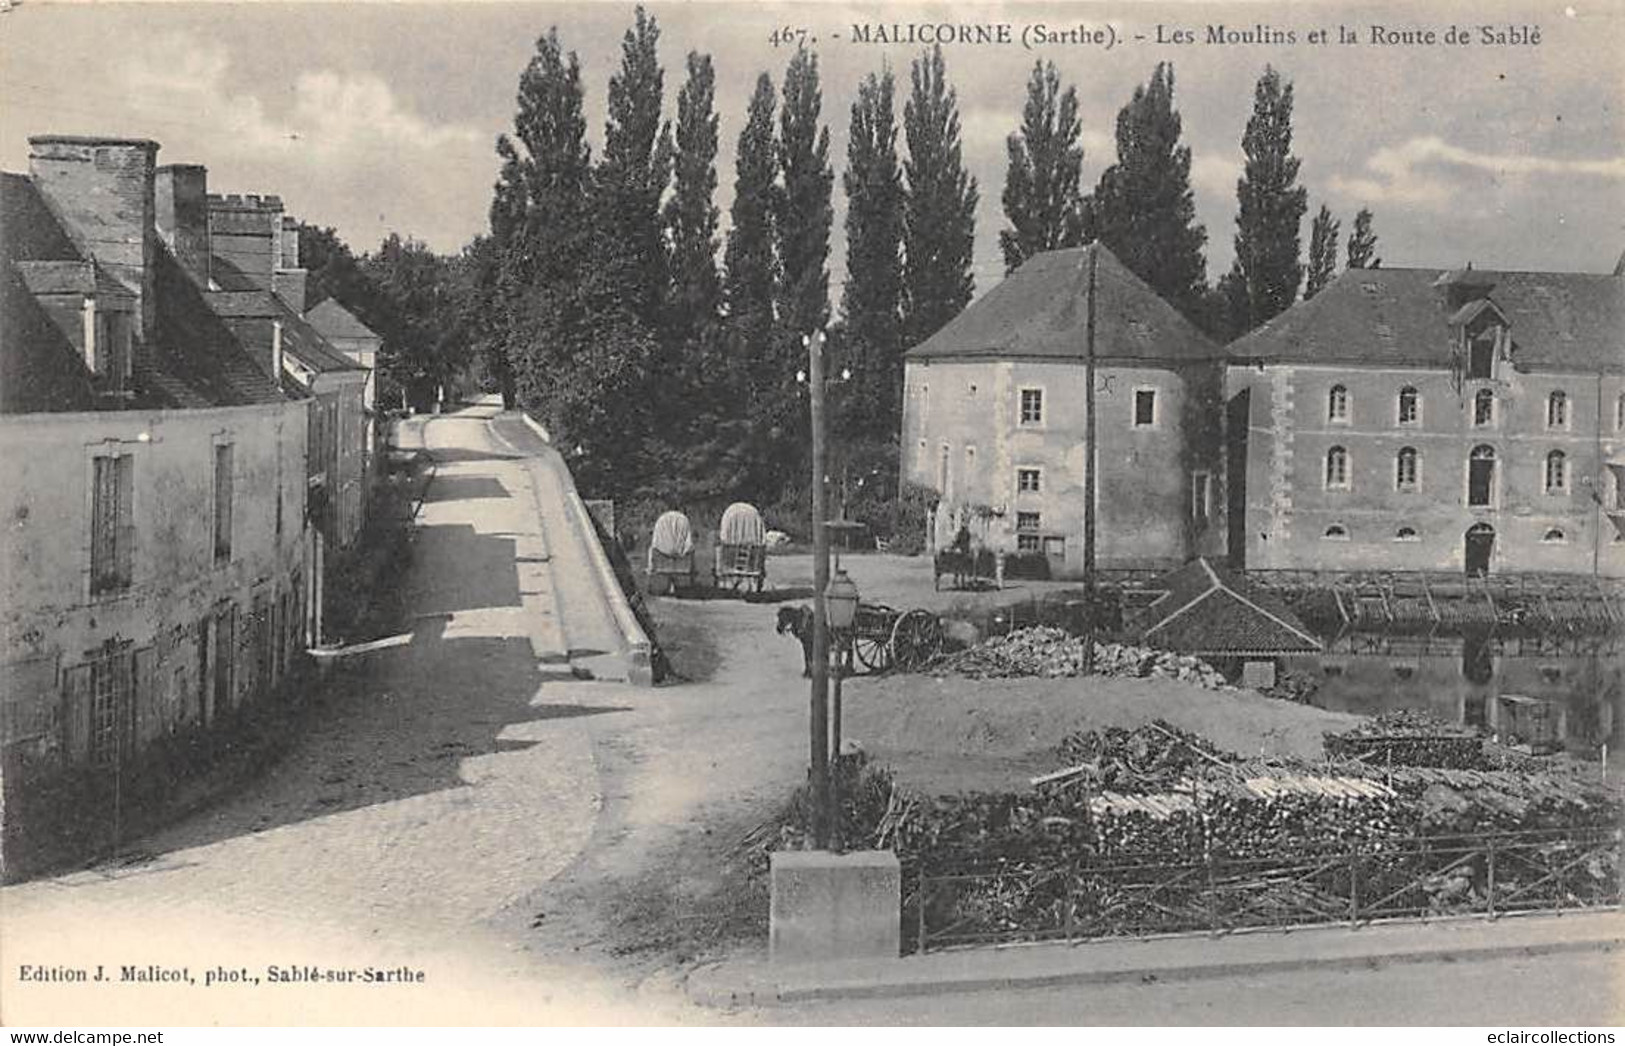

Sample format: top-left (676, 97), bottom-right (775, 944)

top-left (1330, 135), bottom-right (1625, 206)
top-left (114, 33), bottom-right (487, 250)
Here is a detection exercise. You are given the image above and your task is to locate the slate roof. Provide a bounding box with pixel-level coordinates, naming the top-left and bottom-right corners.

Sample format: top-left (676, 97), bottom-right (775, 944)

top-left (0, 264), bottom-right (96, 412)
top-left (1131, 558), bottom-right (1323, 657)
top-left (1, 172), bottom-right (81, 263)
top-left (305, 297), bottom-right (380, 342)
top-left (142, 244), bottom-right (288, 408)
top-left (905, 243), bottom-right (1222, 366)
top-left (205, 255), bottom-right (363, 375)
top-left (1228, 266), bottom-right (1624, 374)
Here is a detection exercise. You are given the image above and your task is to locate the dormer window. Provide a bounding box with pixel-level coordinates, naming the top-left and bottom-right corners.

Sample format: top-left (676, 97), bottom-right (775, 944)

top-left (88, 303), bottom-right (132, 396)
top-left (1466, 330), bottom-right (1497, 380)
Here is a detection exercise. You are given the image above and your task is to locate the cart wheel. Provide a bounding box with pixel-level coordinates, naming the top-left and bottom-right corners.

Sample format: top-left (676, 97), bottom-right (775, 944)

top-left (890, 609), bottom-right (944, 671)
top-left (853, 633), bottom-right (893, 674)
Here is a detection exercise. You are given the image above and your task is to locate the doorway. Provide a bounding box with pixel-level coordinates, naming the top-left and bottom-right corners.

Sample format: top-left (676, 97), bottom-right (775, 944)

top-left (1465, 522), bottom-right (1495, 577)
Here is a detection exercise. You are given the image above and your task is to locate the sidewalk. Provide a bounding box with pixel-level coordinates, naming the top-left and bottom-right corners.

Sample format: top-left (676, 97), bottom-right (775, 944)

top-left (686, 909), bottom-right (1624, 1007)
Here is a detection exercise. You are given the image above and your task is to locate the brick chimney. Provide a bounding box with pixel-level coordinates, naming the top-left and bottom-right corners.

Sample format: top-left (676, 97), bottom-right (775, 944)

top-left (155, 163), bottom-right (211, 284)
top-left (273, 215), bottom-right (307, 313)
top-left (28, 135), bottom-right (159, 340)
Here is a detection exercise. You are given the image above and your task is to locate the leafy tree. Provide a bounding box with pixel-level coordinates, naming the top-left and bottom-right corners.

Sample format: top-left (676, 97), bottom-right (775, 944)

top-left (840, 67), bottom-right (904, 440)
top-left (665, 51), bottom-right (722, 349)
top-left (776, 48), bottom-right (833, 340)
top-left (1000, 60), bottom-right (1086, 273)
top-left (723, 72), bottom-right (780, 386)
top-left (1091, 63), bottom-right (1208, 318)
top-left (1304, 203), bottom-right (1340, 300)
top-left (1229, 65), bottom-right (1308, 332)
top-left (1347, 207), bottom-right (1381, 269)
top-left (594, 5), bottom-right (672, 332)
top-left (362, 234), bottom-right (471, 410)
top-left (901, 45), bottom-right (978, 349)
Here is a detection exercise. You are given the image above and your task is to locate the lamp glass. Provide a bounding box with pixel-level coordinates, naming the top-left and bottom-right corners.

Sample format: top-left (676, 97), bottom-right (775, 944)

top-left (826, 569), bottom-right (859, 630)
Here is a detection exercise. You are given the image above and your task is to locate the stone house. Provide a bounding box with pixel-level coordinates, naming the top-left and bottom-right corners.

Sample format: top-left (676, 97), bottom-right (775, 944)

top-left (305, 297), bottom-right (384, 480)
top-left (1225, 265), bottom-right (1624, 578)
top-left (900, 243), bottom-right (1228, 576)
top-left (0, 137), bottom-right (313, 879)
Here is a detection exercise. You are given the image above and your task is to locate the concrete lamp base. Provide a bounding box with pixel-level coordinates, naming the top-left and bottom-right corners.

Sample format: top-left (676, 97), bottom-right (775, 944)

top-left (769, 849), bottom-right (901, 964)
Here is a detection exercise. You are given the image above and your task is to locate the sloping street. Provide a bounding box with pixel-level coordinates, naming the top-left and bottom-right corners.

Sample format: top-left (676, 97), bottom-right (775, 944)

top-left (0, 404), bottom-right (748, 1025)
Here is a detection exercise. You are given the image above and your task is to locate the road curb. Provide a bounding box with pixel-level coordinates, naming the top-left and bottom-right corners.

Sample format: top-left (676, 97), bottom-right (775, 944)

top-left (685, 914), bottom-right (1624, 1008)
top-left (510, 410), bottom-right (653, 686)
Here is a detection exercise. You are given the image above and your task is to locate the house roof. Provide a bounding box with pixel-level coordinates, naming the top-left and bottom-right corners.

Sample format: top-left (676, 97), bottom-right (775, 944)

top-left (1131, 558), bottom-right (1323, 657)
top-left (0, 172), bottom-right (82, 263)
top-left (1228, 266), bottom-right (1624, 374)
top-left (142, 244), bottom-right (289, 409)
top-left (905, 243), bottom-right (1222, 366)
top-left (0, 264), bottom-right (97, 412)
top-left (205, 255), bottom-right (364, 375)
top-left (305, 297), bottom-right (380, 342)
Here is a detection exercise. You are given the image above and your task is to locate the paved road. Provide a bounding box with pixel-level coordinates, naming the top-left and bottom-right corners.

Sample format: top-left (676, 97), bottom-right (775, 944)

top-left (0, 406), bottom-right (677, 1025)
top-left (769, 950), bottom-right (1625, 1026)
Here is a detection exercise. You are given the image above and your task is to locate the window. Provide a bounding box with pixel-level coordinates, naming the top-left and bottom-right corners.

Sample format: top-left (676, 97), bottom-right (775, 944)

top-left (87, 644), bottom-right (135, 768)
top-left (1327, 385), bottom-right (1349, 423)
top-left (1546, 390), bottom-right (1568, 429)
top-left (1325, 446), bottom-right (1350, 490)
top-left (1542, 527), bottom-right (1567, 543)
top-left (1395, 526), bottom-right (1419, 541)
top-left (1017, 468), bottom-right (1041, 493)
top-left (1323, 524), bottom-right (1350, 540)
top-left (1468, 445), bottom-right (1496, 507)
top-left (1191, 471), bottom-right (1212, 523)
top-left (1473, 388), bottom-right (1495, 426)
top-left (1019, 388), bottom-right (1043, 425)
top-left (1545, 450), bottom-right (1567, 494)
top-left (1617, 392), bottom-right (1625, 432)
top-left (1016, 511), bottom-right (1041, 553)
top-left (213, 443), bottom-right (234, 563)
top-left (1042, 535), bottom-right (1066, 559)
top-left (1395, 447), bottom-right (1419, 492)
top-left (90, 453), bottom-right (134, 595)
top-left (1397, 386), bottom-right (1419, 425)
top-left (1133, 388), bottom-right (1157, 427)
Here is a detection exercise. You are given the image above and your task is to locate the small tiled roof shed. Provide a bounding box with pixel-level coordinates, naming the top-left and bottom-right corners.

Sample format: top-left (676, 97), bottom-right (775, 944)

top-left (1131, 558), bottom-right (1323, 657)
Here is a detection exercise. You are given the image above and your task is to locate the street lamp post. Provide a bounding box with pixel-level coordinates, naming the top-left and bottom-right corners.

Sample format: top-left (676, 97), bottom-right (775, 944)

top-left (806, 331), bottom-right (832, 850)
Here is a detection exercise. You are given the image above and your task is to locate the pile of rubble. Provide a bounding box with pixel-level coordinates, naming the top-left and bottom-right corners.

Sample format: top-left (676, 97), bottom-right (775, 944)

top-left (931, 626), bottom-right (1228, 689)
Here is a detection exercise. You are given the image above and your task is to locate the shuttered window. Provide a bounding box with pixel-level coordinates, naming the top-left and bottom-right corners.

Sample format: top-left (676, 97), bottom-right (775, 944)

top-left (91, 454), bottom-right (134, 594)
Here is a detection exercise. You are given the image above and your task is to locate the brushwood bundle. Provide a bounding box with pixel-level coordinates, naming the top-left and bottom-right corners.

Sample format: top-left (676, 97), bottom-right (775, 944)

top-left (931, 627), bottom-right (1228, 688)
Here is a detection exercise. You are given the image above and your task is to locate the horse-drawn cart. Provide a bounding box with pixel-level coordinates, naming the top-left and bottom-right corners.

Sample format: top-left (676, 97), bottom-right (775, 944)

top-left (713, 502), bottom-right (768, 593)
top-left (779, 601), bottom-right (948, 676)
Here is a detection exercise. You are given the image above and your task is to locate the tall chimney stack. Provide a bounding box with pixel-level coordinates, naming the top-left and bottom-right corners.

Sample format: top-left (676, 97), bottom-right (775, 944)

top-left (28, 135), bottom-right (159, 340)
top-left (155, 163), bottom-right (211, 284)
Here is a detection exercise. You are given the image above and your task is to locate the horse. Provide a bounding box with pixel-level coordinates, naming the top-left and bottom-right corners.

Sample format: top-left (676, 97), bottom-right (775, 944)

top-left (776, 604), bottom-right (815, 677)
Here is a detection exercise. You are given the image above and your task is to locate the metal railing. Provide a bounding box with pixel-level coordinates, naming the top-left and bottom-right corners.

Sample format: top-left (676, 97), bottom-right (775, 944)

top-left (908, 827), bottom-right (1621, 953)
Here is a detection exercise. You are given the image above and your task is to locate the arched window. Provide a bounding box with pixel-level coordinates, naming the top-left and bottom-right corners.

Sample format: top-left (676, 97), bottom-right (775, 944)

top-left (1328, 384), bottom-right (1349, 422)
top-left (1468, 445), bottom-right (1496, 507)
top-left (1545, 450), bottom-right (1567, 493)
top-left (1397, 386), bottom-right (1420, 425)
top-left (1395, 526), bottom-right (1419, 541)
top-left (1547, 390), bottom-right (1569, 429)
top-left (1325, 446), bottom-right (1350, 489)
top-left (1396, 447), bottom-right (1419, 491)
top-left (1542, 527), bottom-right (1567, 543)
top-left (1473, 388), bottom-right (1495, 426)
top-left (1323, 524), bottom-right (1349, 540)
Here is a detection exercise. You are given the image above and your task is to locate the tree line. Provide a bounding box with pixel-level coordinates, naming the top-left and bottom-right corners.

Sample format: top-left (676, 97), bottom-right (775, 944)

top-left (311, 9), bottom-right (1385, 530)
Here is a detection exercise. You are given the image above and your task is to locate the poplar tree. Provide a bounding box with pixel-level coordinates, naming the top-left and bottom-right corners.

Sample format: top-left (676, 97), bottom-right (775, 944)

top-left (723, 73), bottom-right (780, 379)
top-left (1304, 204), bottom-right (1340, 300)
top-left (1000, 60), bottom-right (1086, 273)
top-left (841, 67), bottom-right (904, 439)
top-left (594, 5), bottom-right (672, 332)
top-left (901, 45), bottom-right (978, 349)
top-left (1230, 65), bottom-right (1308, 331)
top-left (665, 51), bottom-right (722, 348)
top-left (1347, 207), bottom-right (1381, 269)
top-left (776, 48), bottom-right (833, 340)
top-left (1091, 63), bottom-right (1208, 318)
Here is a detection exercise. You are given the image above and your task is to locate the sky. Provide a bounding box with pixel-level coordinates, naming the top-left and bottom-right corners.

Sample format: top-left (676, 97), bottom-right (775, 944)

top-left (3, 0), bottom-right (1622, 301)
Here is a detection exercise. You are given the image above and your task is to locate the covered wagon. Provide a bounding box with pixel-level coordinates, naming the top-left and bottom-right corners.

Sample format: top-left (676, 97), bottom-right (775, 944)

top-left (646, 510), bottom-right (697, 595)
top-left (713, 502), bottom-right (768, 593)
